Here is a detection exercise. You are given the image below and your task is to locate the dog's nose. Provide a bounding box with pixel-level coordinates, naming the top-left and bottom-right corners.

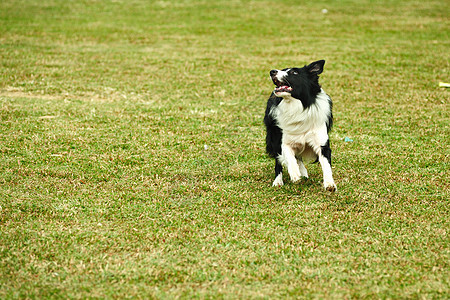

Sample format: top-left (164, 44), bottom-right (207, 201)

top-left (270, 70), bottom-right (278, 77)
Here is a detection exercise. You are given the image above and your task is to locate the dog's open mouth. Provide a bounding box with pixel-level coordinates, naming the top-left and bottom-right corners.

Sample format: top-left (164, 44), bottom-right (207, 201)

top-left (272, 78), bottom-right (292, 93)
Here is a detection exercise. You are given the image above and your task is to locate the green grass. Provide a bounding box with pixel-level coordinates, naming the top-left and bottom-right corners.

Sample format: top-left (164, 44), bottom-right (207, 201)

top-left (0, 0), bottom-right (449, 298)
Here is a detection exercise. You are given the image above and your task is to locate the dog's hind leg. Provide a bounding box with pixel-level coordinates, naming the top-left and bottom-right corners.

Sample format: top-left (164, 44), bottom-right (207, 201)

top-left (297, 158), bottom-right (309, 178)
top-left (272, 160), bottom-right (284, 186)
top-left (319, 142), bottom-right (337, 192)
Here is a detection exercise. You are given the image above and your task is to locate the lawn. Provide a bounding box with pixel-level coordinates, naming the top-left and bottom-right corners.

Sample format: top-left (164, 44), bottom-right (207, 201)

top-left (0, 0), bottom-right (449, 298)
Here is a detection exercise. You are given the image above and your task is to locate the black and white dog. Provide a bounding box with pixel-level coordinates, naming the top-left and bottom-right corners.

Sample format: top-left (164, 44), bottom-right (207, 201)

top-left (264, 60), bottom-right (337, 192)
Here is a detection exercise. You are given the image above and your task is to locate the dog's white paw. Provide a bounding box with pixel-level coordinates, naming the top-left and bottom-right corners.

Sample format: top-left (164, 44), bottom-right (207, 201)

top-left (323, 181), bottom-right (337, 192)
top-left (272, 174), bottom-right (284, 187)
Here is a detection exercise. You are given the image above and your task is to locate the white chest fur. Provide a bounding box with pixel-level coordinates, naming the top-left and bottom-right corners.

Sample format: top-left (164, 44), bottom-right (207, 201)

top-left (270, 89), bottom-right (331, 159)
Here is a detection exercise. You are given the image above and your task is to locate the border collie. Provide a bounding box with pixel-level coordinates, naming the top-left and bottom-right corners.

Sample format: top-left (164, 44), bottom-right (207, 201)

top-left (264, 60), bottom-right (337, 192)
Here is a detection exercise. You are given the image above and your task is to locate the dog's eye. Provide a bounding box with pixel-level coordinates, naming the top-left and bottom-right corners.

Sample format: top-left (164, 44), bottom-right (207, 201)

top-left (291, 71), bottom-right (298, 75)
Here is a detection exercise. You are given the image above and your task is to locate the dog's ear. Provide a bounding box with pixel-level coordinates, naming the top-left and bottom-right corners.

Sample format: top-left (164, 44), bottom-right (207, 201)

top-left (307, 60), bottom-right (325, 75)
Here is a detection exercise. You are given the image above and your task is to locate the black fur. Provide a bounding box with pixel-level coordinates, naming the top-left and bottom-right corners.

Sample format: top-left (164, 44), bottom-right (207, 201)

top-left (263, 94), bottom-right (283, 158)
top-left (321, 139), bottom-right (332, 165)
top-left (279, 60), bottom-right (324, 109)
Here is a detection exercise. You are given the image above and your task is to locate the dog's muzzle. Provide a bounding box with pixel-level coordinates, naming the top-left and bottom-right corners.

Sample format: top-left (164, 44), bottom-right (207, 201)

top-left (270, 70), bottom-right (292, 93)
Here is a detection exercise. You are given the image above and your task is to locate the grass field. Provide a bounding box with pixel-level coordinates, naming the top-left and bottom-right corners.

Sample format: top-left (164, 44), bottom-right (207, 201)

top-left (0, 0), bottom-right (449, 298)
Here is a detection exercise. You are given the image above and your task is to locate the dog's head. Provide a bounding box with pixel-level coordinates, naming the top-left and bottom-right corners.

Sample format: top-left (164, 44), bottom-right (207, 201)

top-left (270, 60), bottom-right (325, 100)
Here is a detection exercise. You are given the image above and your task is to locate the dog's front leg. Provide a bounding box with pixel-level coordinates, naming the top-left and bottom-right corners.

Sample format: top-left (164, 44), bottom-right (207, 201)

top-left (281, 144), bottom-right (301, 183)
